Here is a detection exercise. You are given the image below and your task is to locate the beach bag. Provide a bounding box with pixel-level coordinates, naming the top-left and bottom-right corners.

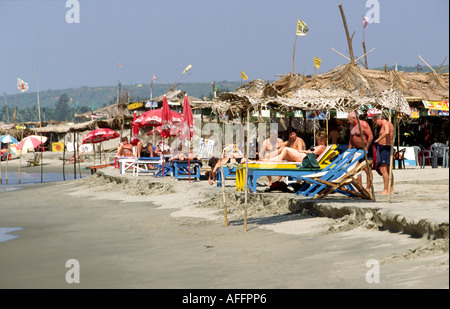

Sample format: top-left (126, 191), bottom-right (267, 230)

top-left (301, 153), bottom-right (320, 169)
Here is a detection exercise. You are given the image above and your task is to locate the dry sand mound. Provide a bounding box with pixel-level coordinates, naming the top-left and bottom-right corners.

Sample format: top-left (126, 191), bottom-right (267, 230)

top-left (74, 171), bottom-right (173, 196)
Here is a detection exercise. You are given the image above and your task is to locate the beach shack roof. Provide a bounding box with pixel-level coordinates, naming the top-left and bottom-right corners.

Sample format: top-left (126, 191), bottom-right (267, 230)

top-left (206, 63), bottom-right (449, 120)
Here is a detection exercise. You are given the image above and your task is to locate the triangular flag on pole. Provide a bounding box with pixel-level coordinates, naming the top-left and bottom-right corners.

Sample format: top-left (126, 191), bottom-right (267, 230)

top-left (314, 56), bottom-right (322, 69)
top-left (17, 78), bottom-right (29, 93)
top-left (296, 19), bottom-right (309, 36)
top-left (241, 71), bottom-right (248, 80)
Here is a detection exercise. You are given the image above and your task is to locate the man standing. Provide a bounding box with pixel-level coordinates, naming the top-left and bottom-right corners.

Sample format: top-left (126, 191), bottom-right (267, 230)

top-left (372, 113), bottom-right (395, 194)
top-left (347, 111), bottom-right (374, 191)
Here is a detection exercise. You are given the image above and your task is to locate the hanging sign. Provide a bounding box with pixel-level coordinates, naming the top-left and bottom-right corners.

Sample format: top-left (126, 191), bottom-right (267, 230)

top-left (422, 100), bottom-right (449, 111)
top-left (127, 101), bottom-right (144, 110)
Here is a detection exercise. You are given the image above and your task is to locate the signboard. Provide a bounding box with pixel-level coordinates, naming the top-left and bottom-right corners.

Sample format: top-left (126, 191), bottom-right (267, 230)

top-left (52, 142), bottom-right (64, 152)
top-left (127, 101), bottom-right (144, 110)
top-left (422, 100), bottom-right (449, 111)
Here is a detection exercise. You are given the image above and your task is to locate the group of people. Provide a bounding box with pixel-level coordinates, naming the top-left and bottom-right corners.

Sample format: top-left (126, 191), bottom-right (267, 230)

top-left (115, 136), bottom-right (202, 162)
top-left (207, 111), bottom-right (395, 195)
top-left (347, 111), bottom-right (395, 195)
top-left (115, 111), bottom-right (396, 195)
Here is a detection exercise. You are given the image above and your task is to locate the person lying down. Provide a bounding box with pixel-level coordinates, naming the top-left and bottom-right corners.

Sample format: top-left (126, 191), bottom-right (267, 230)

top-left (259, 131), bottom-right (327, 163)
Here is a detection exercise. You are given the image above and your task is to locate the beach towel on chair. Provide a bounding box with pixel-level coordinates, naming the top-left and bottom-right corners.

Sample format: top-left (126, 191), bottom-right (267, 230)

top-left (300, 153), bottom-right (320, 169)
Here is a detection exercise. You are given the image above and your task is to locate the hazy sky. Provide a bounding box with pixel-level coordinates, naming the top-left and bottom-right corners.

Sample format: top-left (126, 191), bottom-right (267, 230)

top-left (1, 0), bottom-right (448, 95)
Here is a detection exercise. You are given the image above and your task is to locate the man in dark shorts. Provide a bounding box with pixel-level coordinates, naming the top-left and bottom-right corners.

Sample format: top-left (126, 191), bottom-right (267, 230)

top-left (372, 113), bottom-right (395, 194)
top-left (347, 112), bottom-right (374, 192)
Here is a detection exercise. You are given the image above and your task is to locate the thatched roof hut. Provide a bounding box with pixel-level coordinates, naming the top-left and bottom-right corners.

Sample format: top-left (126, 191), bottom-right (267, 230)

top-left (206, 64), bottom-right (449, 120)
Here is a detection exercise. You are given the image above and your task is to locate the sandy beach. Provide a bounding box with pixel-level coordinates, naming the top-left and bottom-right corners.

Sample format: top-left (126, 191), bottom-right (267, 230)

top-left (0, 154), bottom-right (448, 290)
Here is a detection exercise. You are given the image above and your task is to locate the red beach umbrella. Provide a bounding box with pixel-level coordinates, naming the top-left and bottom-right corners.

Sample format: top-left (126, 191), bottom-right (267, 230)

top-left (181, 94), bottom-right (195, 182)
top-left (132, 108), bottom-right (183, 127)
top-left (181, 94), bottom-right (195, 140)
top-left (16, 135), bottom-right (46, 151)
top-left (146, 123), bottom-right (183, 138)
top-left (130, 111), bottom-right (140, 146)
top-left (82, 128), bottom-right (120, 144)
top-left (160, 96), bottom-right (173, 177)
top-left (82, 128), bottom-right (120, 164)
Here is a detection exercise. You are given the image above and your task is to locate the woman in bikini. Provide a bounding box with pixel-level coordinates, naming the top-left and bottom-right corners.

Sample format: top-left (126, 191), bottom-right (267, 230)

top-left (116, 137), bottom-right (134, 157)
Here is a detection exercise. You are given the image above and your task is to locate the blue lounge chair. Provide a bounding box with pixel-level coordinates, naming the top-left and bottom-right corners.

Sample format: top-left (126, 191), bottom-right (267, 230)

top-left (216, 165), bottom-right (237, 187)
top-left (171, 160), bottom-right (202, 181)
top-left (292, 149), bottom-right (365, 197)
top-left (314, 159), bottom-right (373, 199)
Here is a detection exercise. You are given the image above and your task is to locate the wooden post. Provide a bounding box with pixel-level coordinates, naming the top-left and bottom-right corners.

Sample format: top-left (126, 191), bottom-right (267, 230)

top-left (73, 131), bottom-right (76, 180)
top-left (362, 42), bottom-right (368, 69)
top-left (220, 149), bottom-right (228, 228)
top-left (338, 3), bottom-right (355, 65)
top-left (388, 113), bottom-right (397, 203)
top-left (36, 71), bottom-right (42, 127)
top-left (244, 108), bottom-right (250, 232)
top-left (3, 93), bottom-right (10, 123)
top-left (292, 35), bottom-right (298, 74)
top-left (63, 142), bottom-right (66, 181)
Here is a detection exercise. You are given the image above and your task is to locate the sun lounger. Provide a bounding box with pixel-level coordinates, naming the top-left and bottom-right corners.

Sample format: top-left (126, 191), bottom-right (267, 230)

top-left (216, 165), bottom-right (237, 187)
top-left (314, 159), bottom-right (373, 199)
top-left (292, 149), bottom-right (365, 197)
top-left (117, 157), bottom-right (137, 174)
top-left (131, 157), bottom-right (162, 176)
top-left (235, 145), bottom-right (339, 192)
top-left (86, 163), bottom-right (114, 174)
top-left (171, 160), bottom-right (202, 180)
top-left (27, 152), bottom-right (42, 167)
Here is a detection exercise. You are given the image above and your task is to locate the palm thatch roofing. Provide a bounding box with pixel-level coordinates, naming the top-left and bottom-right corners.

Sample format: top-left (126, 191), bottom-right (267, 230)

top-left (203, 63), bottom-right (449, 120)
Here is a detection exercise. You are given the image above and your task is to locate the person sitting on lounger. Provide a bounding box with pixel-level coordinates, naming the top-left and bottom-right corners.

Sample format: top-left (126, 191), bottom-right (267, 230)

top-left (138, 141), bottom-right (155, 158)
top-left (154, 141), bottom-right (172, 156)
top-left (65, 149), bottom-right (85, 164)
top-left (259, 129), bottom-right (284, 185)
top-left (207, 144), bottom-right (246, 185)
top-left (116, 137), bottom-right (134, 157)
top-left (271, 130), bottom-right (327, 163)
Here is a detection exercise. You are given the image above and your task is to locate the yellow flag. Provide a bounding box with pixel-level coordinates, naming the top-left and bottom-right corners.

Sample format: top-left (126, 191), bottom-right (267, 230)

top-left (296, 19), bottom-right (309, 36)
top-left (182, 64), bottom-right (192, 74)
top-left (314, 56), bottom-right (322, 69)
top-left (241, 71), bottom-right (248, 80)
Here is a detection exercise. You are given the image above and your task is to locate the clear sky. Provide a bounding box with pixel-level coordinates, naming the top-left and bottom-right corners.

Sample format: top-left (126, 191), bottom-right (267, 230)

top-left (1, 0), bottom-right (448, 95)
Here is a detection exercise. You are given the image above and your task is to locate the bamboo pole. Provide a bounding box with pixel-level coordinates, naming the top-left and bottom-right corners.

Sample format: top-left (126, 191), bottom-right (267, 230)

top-left (63, 142), bottom-right (66, 181)
top-left (3, 92), bottom-right (10, 123)
top-left (73, 131), bottom-right (76, 180)
top-left (40, 141), bottom-right (43, 184)
top-left (331, 48), bottom-right (351, 61)
top-left (36, 71), bottom-right (42, 126)
top-left (77, 133), bottom-right (82, 178)
top-left (220, 147), bottom-right (228, 227)
top-left (5, 146), bottom-right (8, 184)
top-left (291, 34), bottom-right (298, 74)
top-left (387, 113), bottom-right (397, 203)
top-left (244, 108), bottom-right (250, 232)
top-left (18, 128), bottom-right (24, 184)
top-left (338, 3), bottom-right (355, 65)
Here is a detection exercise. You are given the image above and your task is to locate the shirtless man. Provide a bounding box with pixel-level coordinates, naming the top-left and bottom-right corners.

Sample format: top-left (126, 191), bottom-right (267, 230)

top-left (280, 128), bottom-right (306, 153)
top-left (259, 130), bottom-right (284, 185)
top-left (259, 130), bottom-right (284, 160)
top-left (372, 113), bottom-right (395, 194)
top-left (347, 111), bottom-right (374, 191)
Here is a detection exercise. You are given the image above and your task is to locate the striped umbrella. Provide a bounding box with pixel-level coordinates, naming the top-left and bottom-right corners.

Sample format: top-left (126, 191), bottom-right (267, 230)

top-left (0, 135), bottom-right (19, 144)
